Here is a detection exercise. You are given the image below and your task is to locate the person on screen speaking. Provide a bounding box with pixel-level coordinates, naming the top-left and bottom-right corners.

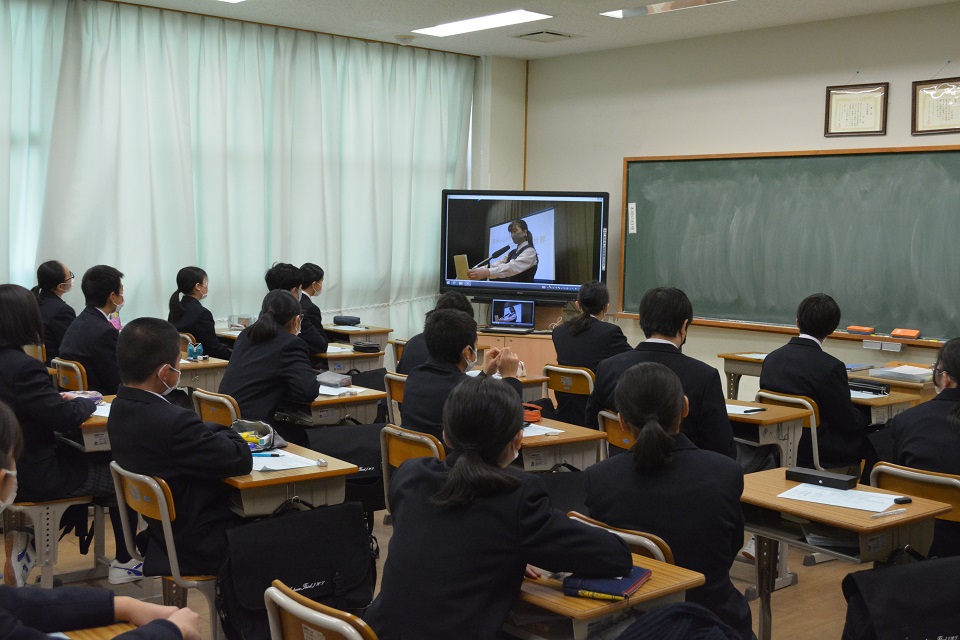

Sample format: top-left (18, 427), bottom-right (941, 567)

top-left (468, 219), bottom-right (539, 283)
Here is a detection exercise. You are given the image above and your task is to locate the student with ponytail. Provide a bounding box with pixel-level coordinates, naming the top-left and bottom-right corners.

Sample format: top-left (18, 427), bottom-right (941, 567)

top-left (167, 267), bottom-right (232, 360)
top-left (365, 377), bottom-right (631, 640)
top-left (468, 219), bottom-right (539, 283)
top-left (584, 363), bottom-right (752, 639)
top-left (31, 260), bottom-right (76, 362)
top-left (219, 291), bottom-right (319, 431)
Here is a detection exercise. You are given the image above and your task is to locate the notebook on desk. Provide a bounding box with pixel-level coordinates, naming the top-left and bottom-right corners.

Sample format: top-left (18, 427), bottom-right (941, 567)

top-left (481, 298), bottom-right (535, 334)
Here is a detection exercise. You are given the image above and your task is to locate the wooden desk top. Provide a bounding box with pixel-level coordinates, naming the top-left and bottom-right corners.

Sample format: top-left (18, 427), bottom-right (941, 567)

top-left (179, 356), bottom-right (229, 371)
top-left (321, 350), bottom-right (385, 360)
top-left (222, 443), bottom-right (357, 489)
top-left (519, 374), bottom-right (548, 386)
top-left (80, 395), bottom-right (115, 429)
top-left (851, 390), bottom-right (916, 408)
top-left (323, 324), bottom-right (393, 336)
top-left (522, 418), bottom-right (606, 448)
top-left (718, 352), bottom-right (767, 362)
top-left (743, 468), bottom-right (950, 534)
top-left (304, 386), bottom-right (388, 407)
top-left (66, 623), bottom-right (136, 639)
top-left (849, 372), bottom-right (933, 391)
top-left (519, 554), bottom-right (704, 621)
top-left (216, 329), bottom-right (242, 341)
top-left (726, 399), bottom-right (812, 425)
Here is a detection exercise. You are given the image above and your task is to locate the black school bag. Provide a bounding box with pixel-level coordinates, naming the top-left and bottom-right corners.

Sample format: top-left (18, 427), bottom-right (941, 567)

top-left (216, 499), bottom-right (376, 640)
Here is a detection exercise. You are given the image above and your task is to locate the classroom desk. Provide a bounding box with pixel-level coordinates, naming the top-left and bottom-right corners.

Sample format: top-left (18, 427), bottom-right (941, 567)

top-left (849, 371), bottom-right (934, 405)
top-left (522, 374), bottom-right (549, 402)
top-left (742, 467), bottom-right (950, 640)
top-left (320, 343), bottom-right (385, 373)
top-left (222, 443), bottom-right (358, 517)
top-left (280, 386), bottom-right (387, 426)
top-left (179, 356), bottom-right (227, 392)
top-left (726, 400), bottom-right (811, 469)
top-left (506, 554), bottom-right (704, 640)
top-left (520, 418), bottom-right (606, 473)
top-left (57, 396), bottom-right (114, 452)
top-left (65, 623), bottom-right (136, 640)
top-left (323, 324), bottom-right (393, 350)
top-left (216, 328), bottom-right (242, 343)
top-left (717, 352), bottom-right (766, 400)
top-left (852, 391), bottom-right (915, 423)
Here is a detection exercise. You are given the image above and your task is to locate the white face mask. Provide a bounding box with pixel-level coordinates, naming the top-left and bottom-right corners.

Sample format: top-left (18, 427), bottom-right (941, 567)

top-left (158, 366), bottom-right (181, 396)
top-left (0, 470), bottom-right (17, 514)
top-left (464, 346), bottom-right (477, 370)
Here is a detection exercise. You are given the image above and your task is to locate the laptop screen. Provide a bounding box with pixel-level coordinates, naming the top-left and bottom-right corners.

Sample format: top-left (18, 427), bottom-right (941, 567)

top-left (490, 299), bottom-right (535, 329)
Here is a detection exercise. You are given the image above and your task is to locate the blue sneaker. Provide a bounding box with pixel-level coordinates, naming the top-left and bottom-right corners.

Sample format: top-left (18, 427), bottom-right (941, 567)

top-left (108, 558), bottom-right (144, 584)
top-left (4, 531), bottom-right (36, 587)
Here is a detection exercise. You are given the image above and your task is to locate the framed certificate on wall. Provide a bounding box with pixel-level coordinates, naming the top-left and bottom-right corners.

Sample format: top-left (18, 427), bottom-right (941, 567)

top-left (912, 76), bottom-right (960, 135)
top-left (824, 82), bottom-right (888, 137)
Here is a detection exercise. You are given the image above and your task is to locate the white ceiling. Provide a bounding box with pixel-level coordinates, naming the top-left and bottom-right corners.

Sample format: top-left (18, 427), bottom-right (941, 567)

top-left (118, 0), bottom-right (959, 60)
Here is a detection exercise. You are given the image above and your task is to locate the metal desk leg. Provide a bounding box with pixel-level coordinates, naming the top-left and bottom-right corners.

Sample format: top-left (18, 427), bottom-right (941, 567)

top-left (755, 535), bottom-right (778, 640)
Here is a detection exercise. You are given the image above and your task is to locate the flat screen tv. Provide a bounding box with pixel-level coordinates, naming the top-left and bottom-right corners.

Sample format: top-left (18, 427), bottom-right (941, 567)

top-left (439, 190), bottom-right (609, 302)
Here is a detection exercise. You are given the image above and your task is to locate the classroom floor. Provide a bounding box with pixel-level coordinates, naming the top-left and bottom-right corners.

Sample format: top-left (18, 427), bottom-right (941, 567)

top-left (41, 512), bottom-right (861, 639)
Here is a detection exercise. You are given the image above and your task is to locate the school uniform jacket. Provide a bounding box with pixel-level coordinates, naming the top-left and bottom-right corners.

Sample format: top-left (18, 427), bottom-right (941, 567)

top-left (58, 306), bottom-right (121, 394)
top-left (170, 295), bottom-right (232, 360)
top-left (108, 385), bottom-right (252, 575)
top-left (400, 358), bottom-right (523, 445)
top-left (0, 585), bottom-right (181, 640)
top-left (364, 455), bottom-right (632, 640)
top-left (551, 317), bottom-right (632, 425)
top-left (584, 434), bottom-right (752, 639)
top-left (395, 332), bottom-right (427, 375)
top-left (299, 293), bottom-right (330, 355)
top-left (760, 337), bottom-right (869, 466)
top-left (0, 347), bottom-right (96, 501)
top-left (37, 290), bottom-right (76, 363)
top-left (219, 328), bottom-right (321, 422)
top-left (585, 342), bottom-right (736, 459)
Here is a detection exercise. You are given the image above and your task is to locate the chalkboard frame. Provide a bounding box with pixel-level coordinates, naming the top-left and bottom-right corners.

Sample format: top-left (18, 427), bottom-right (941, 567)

top-left (617, 146), bottom-right (960, 350)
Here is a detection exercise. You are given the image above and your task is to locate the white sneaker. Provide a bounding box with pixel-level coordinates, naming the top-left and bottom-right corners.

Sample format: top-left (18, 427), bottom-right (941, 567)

top-left (4, 531), bottom-right (36, 587)
top-left (739, 535), bottom-right (756, 563)
top-left (108, 558), bottom-right (144, 584)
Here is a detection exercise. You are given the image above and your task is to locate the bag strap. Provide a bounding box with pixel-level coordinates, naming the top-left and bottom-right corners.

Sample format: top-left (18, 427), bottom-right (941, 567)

top-left (270, 495), bottom-right (317, 517)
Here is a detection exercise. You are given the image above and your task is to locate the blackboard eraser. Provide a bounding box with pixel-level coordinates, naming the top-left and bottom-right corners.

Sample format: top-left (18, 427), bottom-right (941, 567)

top-left (847, 325), bottom-right (875, 335)
top-left (891, 328), bottom-right (920, 339)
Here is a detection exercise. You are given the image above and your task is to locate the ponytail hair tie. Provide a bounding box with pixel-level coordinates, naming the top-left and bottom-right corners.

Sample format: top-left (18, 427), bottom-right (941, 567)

top-left (642, 414), bottom-right (660, 428)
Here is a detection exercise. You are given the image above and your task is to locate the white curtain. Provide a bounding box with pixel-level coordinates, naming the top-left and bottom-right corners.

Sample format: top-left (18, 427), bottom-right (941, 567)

top-left (1, 0), bottom-right (476, 338)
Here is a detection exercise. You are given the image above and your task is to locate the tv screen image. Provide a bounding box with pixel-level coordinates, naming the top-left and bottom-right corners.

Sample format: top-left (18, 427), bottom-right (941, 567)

top-left (440, 190), bottom-right (609, 302)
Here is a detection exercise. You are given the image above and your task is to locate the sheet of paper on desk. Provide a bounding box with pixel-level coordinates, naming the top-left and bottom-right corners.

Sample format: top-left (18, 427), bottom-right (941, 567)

top-left (735, 353), bottom-right (767, 360)
top-left (778, 484), bottom-right (897, 512)
top-left (326, 345), bottom-right (353, 354)
top-left (252, 451), bottom-right (321, 472)
top-left (465, 370), bottom-right (502, 379)
top-left (726, 404), bottom-right (765, 415)
top-left (93, 404), bottom-right (111, 417)
top-left (316, 385), bottom-right (359, 397)
top-left (850, 390), bottom-right (888, 399)
top-left (331, 325), bottom-right (365, 331)
top-left (522, 425), bottom-right (563, 437)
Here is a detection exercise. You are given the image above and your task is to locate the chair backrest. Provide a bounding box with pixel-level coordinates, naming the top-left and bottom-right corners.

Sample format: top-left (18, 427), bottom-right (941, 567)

top-left (383, 372), bottom-right (407, 425)
top-left (192, 389), bottom-right (241, 426)
top-left (871, 462), bottom-right (960, 523)
top-left (51, 358), bottom-right (87, 391)
top-left (22, 343), bottom-right (46, 363)
top-left (756, 390), bottom-right (825, 470)
top-left (265, 580), bottom-right (378, 640)
top-left (597, 410), bottom-right (636, 460)
top-left (567, 511), bottom-right (673, 563)
top-left (542, 364), bottom-right (595, 396)
top-left (380, 424), bottom-right (445, 512)
top-left (390, 339), bottom-right (407, 367)
top-left (179, 332), bottom-right (196, 355)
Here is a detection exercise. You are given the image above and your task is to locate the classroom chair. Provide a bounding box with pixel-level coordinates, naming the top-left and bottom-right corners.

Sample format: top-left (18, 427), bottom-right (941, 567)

top-left (383, 372), bottom-right (406, 425)
top-left (379, 425), bottom-right (444, 514)
top-left (22, 343), bottom-right (46, 363)
top-left (51, 357), bottom-right (87, 392)
top-left (192, 388), bottom-right (241, 427)
top-left (871, 462), bottom-right (960, 536)
top-left (542, 364), bottom-right (595, 396)
top-left (110, 461), bottom-right (222, 640)
top-left (178, 332), bottom-right (196, 356)
top-left (597, 409), bottom-right (636, 460)
top-left (567, 511), bottom-right (673, 563)
top-left (389, 339), bottom-right (406, 369)
top-left (265, 579), bottom-right (378, 640)
top-left (755, 390), bottom-right (842, 473)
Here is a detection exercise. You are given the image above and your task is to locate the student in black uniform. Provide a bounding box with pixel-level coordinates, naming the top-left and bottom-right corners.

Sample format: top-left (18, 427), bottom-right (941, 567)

top-left (167, 266), bottom-right (232, 360)
top-left (468, 219), bottom-right (539, 283)
top-left (219, 291), bottom-right (320, 436)
top-left (584, 363), bottom-right (752, 639)
top-left (31, 260), bottom-right (77, 363)
top-left (552, 281), bottom-right (631, 425)
top-left (264, 262), bottom-right (327, 357)
top-left (365, 376), bottom-right (632, 639)
top-left (396, 291), bottom-right (474, 375)
top-left (298, 263), bottom-right (329, 355)
top-left (59, 265), bottom-right (125, 394)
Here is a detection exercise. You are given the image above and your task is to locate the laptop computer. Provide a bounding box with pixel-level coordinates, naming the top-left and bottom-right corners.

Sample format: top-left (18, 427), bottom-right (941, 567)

top-left (483, 299), bottom-right (535, 334)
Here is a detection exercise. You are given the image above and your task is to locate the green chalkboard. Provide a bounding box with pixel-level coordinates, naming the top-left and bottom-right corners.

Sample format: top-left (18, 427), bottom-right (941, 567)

top-left (620, 148), bottom-right (960, 340)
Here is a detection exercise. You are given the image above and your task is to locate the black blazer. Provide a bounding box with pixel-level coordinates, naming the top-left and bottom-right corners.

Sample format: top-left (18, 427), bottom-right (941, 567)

top-left (552, 317), bottom-right (631, 425)
top-left (400, 358), bottom-right (523, 445)
top-left (760, 337), bottom-right (869, 466)
top-left (585, 342), bottom-right (736, 459)
top-left (0, 585), bottom-right (181, 640)
top-left (170, 296), bottom-right (232, 360)
top-left (0, 347), bottom-right (96, 501)
top-left (364, 455), bottom-right (632, 640)
top-left (584, 434), bottom-right (752, 639)
top-left (395, 332), bottom-right (427, 375)
top-left (37, 291), bottom-right (76, 363)
top-left (299, 293), bottom-right (330, 355)
top-left (108, 386), bottom-right (252, 575)
top-left (219, 328), bottom-right (320, 422)
top-left (58, 306), bottom-right (121, 394)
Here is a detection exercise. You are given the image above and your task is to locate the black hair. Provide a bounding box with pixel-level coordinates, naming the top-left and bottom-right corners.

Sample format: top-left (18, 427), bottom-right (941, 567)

top-left (300, 263), bottom-right (325, 289)
top-left (0, 401), bottom-right (24, 466)
top-left (933, 338), bottom-right (960, 433)
top-left (32, 260), bottom-right (67, 300)
top-left (424, 309), bottom-right (477, 365)
top-left (117, 317), bottom-right (181, 384)
top-left (426, 291), bottom-right (474, 319)
top-left (264, 262), bottom-right (303, 292)
top-left (0, 284), bottom-right (43, 349)
top-left (796, 293), bottom-right (841, 340)
top-left (168, 266), bottom-right (207, 323)
top-left (81, 265), bottom-right (124, 308)
top-left (508, 219), bottom-right (534, 249)
top-left (431, 376), bottom-right (523, 508)
top-left (615, 362), bottom-right (682, 475)
top-left (249, 290), bottom-right (302, 344)
top-left (638, 287), bottom-right (693, 339)
top-left (567, 280), bottom-right (610, 336)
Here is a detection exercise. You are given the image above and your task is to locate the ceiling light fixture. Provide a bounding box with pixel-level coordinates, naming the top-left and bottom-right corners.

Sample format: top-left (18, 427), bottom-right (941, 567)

top-left (602, 0), bottom-right (736, 19)
top-left (413, 10), bottom-right (552, 38)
